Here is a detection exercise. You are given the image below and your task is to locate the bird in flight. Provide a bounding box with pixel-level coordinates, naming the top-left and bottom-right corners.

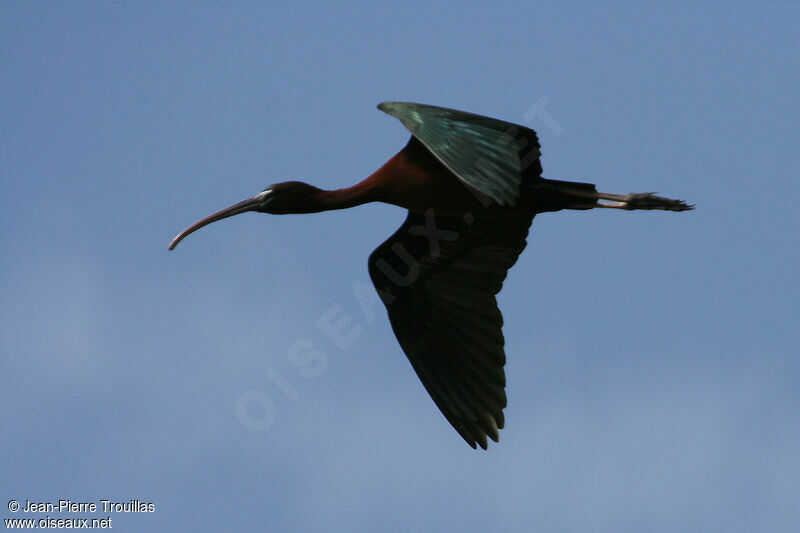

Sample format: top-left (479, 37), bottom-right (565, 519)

top-left (170, 102), bottom-right (692, 449)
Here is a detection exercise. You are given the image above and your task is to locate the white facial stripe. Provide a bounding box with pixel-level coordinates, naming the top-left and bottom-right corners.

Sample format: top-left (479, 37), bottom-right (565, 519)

top-left (253, 189), bottom-right (273, 201)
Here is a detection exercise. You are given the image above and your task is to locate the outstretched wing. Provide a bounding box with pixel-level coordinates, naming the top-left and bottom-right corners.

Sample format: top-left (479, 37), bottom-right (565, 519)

top-left (377, 101), bottom-right (542, 206)
top-left (368, 210), bottom-right (535, 449)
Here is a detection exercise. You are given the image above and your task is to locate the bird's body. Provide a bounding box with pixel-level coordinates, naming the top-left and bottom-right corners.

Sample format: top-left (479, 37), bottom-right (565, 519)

top-left (170, 102), bottom-right (692, 449)
top-left (276, 137), bottom-right (590, 216)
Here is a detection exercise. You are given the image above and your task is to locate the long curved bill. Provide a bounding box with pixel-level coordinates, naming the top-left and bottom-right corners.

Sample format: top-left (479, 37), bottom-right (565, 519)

top-left (168, 194), bottom-right (264, 250)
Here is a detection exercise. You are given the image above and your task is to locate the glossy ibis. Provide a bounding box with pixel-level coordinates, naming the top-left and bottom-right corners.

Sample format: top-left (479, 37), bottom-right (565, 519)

top-left (169, 102), bottom-right (692, 449)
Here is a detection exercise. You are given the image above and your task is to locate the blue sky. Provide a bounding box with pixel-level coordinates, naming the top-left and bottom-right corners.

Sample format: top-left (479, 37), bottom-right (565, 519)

top-left (2, 2), bottom-right (798, 531)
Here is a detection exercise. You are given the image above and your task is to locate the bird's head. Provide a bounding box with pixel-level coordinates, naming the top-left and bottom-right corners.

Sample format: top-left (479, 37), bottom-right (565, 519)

top-left (168, 181), bottom-right (322, 250)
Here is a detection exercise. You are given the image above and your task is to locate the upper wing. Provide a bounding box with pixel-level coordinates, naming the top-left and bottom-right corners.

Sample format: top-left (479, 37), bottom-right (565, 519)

top-left (368, 209), bottom-right (535, 449)
top-left (378, 101), bottom-right (542, 206)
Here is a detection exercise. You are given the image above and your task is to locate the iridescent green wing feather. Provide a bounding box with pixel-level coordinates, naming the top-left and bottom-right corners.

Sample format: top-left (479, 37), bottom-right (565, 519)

top-left (378, 101), bottom-right (542, 206)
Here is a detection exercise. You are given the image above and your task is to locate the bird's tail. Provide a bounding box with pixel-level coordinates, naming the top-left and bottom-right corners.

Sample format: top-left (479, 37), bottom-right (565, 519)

top-left (527, 178), bottom-right (599, 212)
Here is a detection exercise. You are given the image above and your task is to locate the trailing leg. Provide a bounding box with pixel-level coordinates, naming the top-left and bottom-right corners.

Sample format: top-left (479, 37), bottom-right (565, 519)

top-left (530, 179), bottom-right (693, 212)
top-left (595, 191), bottom-right (694, 211)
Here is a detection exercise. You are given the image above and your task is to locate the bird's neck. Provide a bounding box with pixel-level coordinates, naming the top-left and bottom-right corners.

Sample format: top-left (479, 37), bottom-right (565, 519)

top-left (284, 182), bottom-right (378, 213)
top-left (309, 162), bottom-right (410, 213)
top-left (304, 139), bottom-right (426, 213)
top-left (304, 180), bottom-right (383, 213)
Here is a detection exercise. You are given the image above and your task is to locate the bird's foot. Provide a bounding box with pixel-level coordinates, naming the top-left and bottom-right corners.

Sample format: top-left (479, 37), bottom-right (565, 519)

top-left (597, 192), bottom-right (694, 212)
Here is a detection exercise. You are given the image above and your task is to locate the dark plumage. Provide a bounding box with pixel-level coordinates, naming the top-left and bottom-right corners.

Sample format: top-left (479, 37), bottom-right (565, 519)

top-left (170, 102), bottom-right (693, 449)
